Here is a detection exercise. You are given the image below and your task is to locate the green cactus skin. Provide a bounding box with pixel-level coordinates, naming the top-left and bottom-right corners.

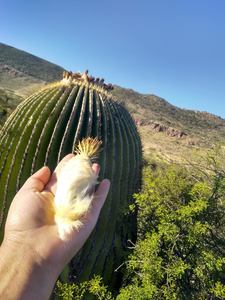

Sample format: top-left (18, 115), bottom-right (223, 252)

top-left (0, 72), bottom-right (142, 289)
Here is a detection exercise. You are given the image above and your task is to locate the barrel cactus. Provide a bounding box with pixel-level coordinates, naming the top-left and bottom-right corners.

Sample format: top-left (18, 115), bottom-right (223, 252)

top-left (0, 71), bottom-right (142, 289)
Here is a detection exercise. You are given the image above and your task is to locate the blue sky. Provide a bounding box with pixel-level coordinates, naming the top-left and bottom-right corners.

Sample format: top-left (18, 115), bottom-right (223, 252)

top-left (1, 0), bottom-right (225, 118)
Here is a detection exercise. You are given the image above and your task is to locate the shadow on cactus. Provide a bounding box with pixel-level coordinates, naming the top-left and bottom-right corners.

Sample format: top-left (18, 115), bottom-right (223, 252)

top-left (0, 70), bottom-right (142, 290)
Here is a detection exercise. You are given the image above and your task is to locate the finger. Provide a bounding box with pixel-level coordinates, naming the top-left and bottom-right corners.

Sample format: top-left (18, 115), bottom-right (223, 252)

top-left (45, 154), bottom-right (74, 194)
top-left (67, 179), bottom-right (110, 250)
top-left (92, 163), bottom-right (100, 176)
top-left (88, 179), bottom-right (110, 223)
top-left (21, 166), bottom-right (51, 192)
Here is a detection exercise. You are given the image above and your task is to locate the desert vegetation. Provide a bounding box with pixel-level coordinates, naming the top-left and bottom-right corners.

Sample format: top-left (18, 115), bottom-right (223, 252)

top-left (1, 43), bottom-right (225, 299)
top-left (56, 147), bottom-right (225, 299)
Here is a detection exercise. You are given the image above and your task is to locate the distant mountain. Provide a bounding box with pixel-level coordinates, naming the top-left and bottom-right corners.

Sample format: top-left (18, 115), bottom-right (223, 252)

top-left (112, 86), bottom-right (225, 161)
top-left (0, 42), bottom-right (63, 82)
top-left (0, 43), bottom-right (65, 126)
top-left (1, 42), bottom-right (225, 162)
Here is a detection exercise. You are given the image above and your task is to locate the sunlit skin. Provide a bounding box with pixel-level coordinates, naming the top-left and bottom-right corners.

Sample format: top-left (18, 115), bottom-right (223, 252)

top-left (0, 154), bottom-right (110, 300)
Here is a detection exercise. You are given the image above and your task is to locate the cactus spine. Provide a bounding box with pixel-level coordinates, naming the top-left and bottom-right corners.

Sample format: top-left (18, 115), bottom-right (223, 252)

top-left (0, 71), bottom-right (142, 288)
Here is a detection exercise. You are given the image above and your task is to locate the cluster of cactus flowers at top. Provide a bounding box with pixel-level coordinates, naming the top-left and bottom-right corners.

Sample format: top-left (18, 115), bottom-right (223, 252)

top-left (62, 70), bottom-right (114, 92)
top-left (0, 70), bottom-right (142, 289)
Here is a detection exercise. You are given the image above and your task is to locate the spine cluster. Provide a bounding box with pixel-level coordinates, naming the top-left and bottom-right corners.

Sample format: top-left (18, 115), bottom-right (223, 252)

top-left (62, 70), bottom-right (114, 91)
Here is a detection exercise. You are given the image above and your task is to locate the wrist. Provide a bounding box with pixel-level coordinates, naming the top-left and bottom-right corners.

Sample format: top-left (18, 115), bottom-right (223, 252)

top-left (0, 238), bottom-right (58, 299)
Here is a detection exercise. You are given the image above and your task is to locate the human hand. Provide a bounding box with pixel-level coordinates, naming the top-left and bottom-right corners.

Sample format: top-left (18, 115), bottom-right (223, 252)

top-left (0, 154), bottom-right (110, 299)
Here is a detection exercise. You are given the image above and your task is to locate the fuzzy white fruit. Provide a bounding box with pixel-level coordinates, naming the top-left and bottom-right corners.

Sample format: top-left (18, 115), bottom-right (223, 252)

top-left (53, 138), bottom-right (102, 240)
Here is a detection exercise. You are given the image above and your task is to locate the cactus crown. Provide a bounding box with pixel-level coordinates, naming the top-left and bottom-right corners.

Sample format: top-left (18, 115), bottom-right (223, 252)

top-left (61, 70), bottom-right (113, 94)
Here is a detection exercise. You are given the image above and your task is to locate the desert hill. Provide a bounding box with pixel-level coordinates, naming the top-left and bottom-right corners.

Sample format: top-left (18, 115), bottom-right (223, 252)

top-left (1, 42), bottom-right (225, 162)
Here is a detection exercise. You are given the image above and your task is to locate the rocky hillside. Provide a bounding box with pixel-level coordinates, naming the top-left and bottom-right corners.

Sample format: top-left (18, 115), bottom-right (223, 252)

top-left (0, 42), bottom-right (64, 99)
top-left (1, 42), bottom-right (225, 162)
top-left (0, 43), bottom-right (63, 82)
top-left (112, 86), bottom-right (225, 161)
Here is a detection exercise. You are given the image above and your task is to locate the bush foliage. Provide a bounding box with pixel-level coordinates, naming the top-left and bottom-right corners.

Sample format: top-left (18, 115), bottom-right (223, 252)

top-left (56, 148), bottom-right (225, 299)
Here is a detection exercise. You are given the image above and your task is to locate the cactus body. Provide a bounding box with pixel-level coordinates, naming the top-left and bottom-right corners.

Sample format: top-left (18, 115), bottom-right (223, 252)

top-left (0, 72), bottom-right (142, 288)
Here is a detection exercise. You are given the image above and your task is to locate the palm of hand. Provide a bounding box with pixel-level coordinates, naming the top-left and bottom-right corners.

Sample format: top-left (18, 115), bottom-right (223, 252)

top-left (3, 154), bottom-right (109, 273)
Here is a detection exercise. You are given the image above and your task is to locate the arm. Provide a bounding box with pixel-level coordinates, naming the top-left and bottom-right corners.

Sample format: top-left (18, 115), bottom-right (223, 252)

top-left (0, 239), bottom-right (57, 299)
top-left (0, 156), bottom-right (110, 300)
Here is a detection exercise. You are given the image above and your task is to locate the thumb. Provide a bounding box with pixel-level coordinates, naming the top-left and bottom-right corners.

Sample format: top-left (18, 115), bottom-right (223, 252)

top-left (21, 166), bottom-right (51, 192)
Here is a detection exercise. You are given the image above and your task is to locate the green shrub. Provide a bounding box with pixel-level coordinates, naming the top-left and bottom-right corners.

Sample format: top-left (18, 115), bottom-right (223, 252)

top-left (119, 151), bottom-right (225, 299)
top-left (56, 276), bottom-right (113, 300)
top-left (56, 149), bottom-right (225, 299)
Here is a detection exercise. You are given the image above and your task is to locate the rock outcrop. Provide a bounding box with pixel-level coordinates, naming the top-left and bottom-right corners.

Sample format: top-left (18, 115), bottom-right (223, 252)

top-left (135, 119), bottom-right (187, 138)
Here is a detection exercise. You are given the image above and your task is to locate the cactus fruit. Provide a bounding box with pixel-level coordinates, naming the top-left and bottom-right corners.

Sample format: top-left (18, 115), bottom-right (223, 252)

top-left (0, 71), bottom-right (142, 288)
